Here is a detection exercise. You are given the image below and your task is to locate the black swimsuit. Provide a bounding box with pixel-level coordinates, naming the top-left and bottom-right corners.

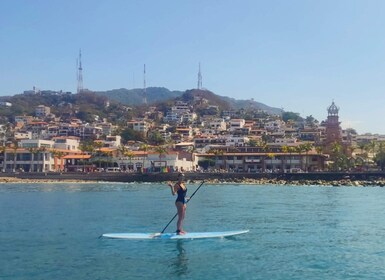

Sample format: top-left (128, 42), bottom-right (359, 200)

top-left (175, 184), bottom-right (187, 204)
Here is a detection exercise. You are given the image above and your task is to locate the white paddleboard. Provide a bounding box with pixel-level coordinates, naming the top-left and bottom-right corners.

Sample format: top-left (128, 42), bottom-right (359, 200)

top-left (102, 230), bottom-right (249, 240)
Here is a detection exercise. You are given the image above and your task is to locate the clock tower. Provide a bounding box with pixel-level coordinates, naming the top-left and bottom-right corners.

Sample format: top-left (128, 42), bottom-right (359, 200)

top-left (324, 101), bottom-right (342, 146)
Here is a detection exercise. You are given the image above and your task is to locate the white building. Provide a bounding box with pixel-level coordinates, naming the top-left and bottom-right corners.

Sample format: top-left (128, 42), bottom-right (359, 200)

top-left (224, 135), bottom-right (250, 147)
top-left (53, 137), bottom-right (80, 151)
top-left (35, 105), bottom-right (51, 117)
top-left (0, 101), bottom-right (12, 107)
top-left (127, 120), bottom-right (151, 135)
top-left (3, 139), bottom-right (54, 172)
top-left (229, 119), bottom-right (246, 132)
top-left (104, 135), bottom-right (121, 148)
top-left (208, 118), bottom-right (227, 131)
top-left (14, 131), bottom-right (32, 140)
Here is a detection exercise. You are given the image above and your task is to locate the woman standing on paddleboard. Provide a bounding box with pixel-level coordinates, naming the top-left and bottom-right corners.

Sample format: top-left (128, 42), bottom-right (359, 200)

top-left (168, 172), bottom-right (188, 235)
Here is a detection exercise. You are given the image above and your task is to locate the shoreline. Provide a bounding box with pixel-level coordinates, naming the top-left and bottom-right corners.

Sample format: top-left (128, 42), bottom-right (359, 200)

top-left (1, 176), bottom-right (385, 187)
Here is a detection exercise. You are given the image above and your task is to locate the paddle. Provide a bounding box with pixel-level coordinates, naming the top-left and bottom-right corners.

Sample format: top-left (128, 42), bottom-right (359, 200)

top-left (161, 180), bottom-right (205, 234)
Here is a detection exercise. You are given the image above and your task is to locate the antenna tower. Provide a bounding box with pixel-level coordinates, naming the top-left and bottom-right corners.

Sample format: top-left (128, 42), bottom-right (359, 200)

top-left (143, 64), bottom-right (147, 105)
top-left (77, 49), bottom-right (83, 94)
top-left (197, 62), bottom-right (202, 89)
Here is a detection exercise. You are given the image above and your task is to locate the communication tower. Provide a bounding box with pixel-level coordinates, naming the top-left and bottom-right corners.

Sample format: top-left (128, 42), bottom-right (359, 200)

top-left (77, 49), bottom-right (83, 94)
top-left (197, 62), bottom-right (202, 90)
top-left (143, 64), bottom-right (147, 105)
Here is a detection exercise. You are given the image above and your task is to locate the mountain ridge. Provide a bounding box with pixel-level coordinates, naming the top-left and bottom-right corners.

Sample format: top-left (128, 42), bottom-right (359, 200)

top-left (94, 87), bottom-right (283, 115)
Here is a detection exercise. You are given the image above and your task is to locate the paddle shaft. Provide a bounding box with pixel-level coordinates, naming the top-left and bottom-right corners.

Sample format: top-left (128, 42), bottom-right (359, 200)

top-left (161, 180), bottom-right (205, 233)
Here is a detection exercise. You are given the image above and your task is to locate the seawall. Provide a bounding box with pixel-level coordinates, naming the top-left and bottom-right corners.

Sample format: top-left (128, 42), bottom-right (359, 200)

top-left (1, 171), bottom-right (385, 185)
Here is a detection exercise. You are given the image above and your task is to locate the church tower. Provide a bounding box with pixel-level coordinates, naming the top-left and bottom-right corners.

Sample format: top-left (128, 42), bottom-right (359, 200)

top-left (324, 101), bottom-right (342, 146)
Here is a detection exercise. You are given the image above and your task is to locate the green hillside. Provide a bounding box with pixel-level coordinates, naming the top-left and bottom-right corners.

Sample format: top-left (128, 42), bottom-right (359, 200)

top-left (94, 87), bottom-right (184, 106)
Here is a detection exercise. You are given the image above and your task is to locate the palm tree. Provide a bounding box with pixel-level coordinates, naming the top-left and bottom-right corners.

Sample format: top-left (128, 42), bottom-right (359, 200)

top-left (27, 147), bottom-right (39, 172)
top-left (153, 145), bottom-right (169, 172)
top-left (287, 146), bottom-right (296, 172)
top-left (117, 145), bottom-right (128, 170)
top-left (51, 149), bottom-right (66, 172)
top-left (38, 147), bottom-right (47, 172)
top-left (79, 142), bottom-right (90, 172)
top-left (281, 145), bottom-right (289, 172)
top-left (331, 142), bottom-right (344, 171)
top-left (266, 152), bottom-right (275, 172)
top-left (374, 141), bottom-right (385, 171)
top-left (208, 148), bottom-right (224, 171)
top-left (302, 143), bottom-right (313, 172)
top-left (228, 147), bottom-right (239, 172)
top-left (260, 143), bottom-right (270, 172)
top-left (124, 150), bottom-right (135, 171)
top-left (10, 141), bottom-right (18, 172)
top-left (0, 144), bottom-right (6, 172)
top-left (93, 141), bottom-right (104, 169)
top-left (139, 143), bottom-right (150, 172)
top-left (368, 140), bottom-right (377, 170)
top-left (296, 144), bottom-right (305, 171)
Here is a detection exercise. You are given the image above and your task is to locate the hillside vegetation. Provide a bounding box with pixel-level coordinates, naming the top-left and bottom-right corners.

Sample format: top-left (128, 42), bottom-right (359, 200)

top-left (0, 87), bottom-right (283, 124)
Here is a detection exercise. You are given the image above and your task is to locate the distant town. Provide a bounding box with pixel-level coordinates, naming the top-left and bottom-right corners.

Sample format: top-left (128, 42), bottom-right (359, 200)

top-left (0, 83), bottom-right (385, 177)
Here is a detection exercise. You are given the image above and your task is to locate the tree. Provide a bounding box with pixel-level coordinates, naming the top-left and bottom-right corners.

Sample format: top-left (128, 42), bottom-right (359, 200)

top-left (330, 142), bottom-right (347, 171)
top-left (374, 142), bottom-right (385, 171)
top-left (148, 131), bottom-right (165, 145)
top-left (10, 141), bottom-right (18, 172)
top-left (282, 111), bottom-right (302, 122)
top-left (266, 152), bottom-right (275, 172)
top-left (51, 149), bottom-right (65, 172)
top-left (302, 143), bottom-right (313, 172)
top-left (117, 145), bottom-right (128, 168)
top-left (120, 128), bottom-right (145, 142)
top-left (208, 148), bottom-right (224, 170)
top-left (0, 145), bottom-right (6, 172)
top-left (153, 145), bottom-right (169, 171)
top-left (139, 144), bottom-right (150, 172)
top-left (124, 149), bottom-right (135, 171)
top-left (287, 146), bottom-right (296, 172)
top-left (281, 145), bottom-right (289, 172)
top-left (248, 139), bottom-right (258, 147)
top-left (27, 147), bottom-right (39, 172)
top-left (296, 144), bottom-right (305, 171)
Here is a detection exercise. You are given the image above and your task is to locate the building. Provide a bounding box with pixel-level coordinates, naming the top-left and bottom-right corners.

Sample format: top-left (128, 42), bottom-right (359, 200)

top-left (196, 149), bottom-right (326, 173)
top-left (35, 105), bottom-right (51, 117)
top-left (324, 101), bottom-right (342, 147)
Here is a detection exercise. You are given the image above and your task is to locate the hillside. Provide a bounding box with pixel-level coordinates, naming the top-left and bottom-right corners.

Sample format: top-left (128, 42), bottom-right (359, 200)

top-left (0, 87), bottom-right (283, 125)
top-left (94, 87), bottom-right (283, 115)
top-left (221, 96), bottom-right (283, 115)
top-left (0, 91), bottom-right (132, 124)
top-left (94, 87), bottom-right (184, 106)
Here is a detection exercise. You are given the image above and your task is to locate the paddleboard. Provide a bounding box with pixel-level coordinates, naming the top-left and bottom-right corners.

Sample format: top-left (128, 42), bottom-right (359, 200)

top-left (102, 230), bottom-right (249, 240)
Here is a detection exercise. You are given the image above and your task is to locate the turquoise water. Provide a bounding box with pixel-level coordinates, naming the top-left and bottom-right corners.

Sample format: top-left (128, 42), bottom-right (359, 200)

top-left (1, 183), bottom-right (385, 279)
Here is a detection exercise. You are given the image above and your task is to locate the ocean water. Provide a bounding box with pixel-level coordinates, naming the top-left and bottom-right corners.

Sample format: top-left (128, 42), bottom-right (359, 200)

top-left (1, 182), bottom-right (385, 280)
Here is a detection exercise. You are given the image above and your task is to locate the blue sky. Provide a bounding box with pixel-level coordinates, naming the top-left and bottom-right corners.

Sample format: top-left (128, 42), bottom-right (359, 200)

top-left (1, 0), bottom-right (385, 134)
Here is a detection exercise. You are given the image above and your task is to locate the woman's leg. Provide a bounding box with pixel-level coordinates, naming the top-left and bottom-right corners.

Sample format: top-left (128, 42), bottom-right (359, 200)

top-left (176, 202), bottom-right (186, 233)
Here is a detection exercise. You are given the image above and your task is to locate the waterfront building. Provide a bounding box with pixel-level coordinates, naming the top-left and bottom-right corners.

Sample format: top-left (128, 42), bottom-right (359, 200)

top-left (3, 139), bottom-right (54, 172)
top-left (196, 149), bottom-right (326, 173)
